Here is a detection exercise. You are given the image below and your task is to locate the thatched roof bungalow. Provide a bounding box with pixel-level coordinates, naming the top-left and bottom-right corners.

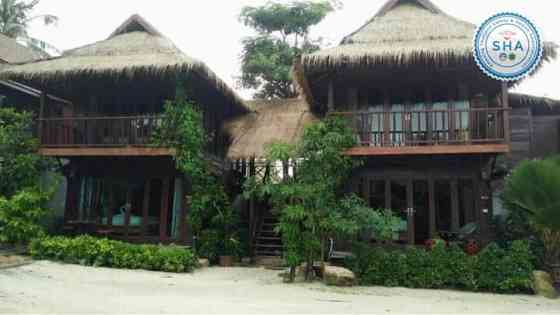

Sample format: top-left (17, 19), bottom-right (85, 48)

top-left (225, 98), bottom-right (318, 159)
top-left (0, 14), bottom-right (247, 114)
top-left (296, 0), bottom-right (557, 111)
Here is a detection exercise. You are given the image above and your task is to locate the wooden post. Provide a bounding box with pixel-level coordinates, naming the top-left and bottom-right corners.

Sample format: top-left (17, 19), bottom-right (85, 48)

top-left (450, 179), bottom-right (460, 232)
top-left (501, 82), bottom-right (511, 147)
top-left (328, 81), bottom-right (335, 112)
top-left (383, 91), bottom-right (391, 146)
top-left (249, 158), bottom-right (256, 256)
top-left (348, 88), bottom-right (358, 111)
top-left (180, 194), bottom-right (189, 244)
top-left (448, 87), bottom-right (456, 142)
top-left (124, 188), bottom-right (132, 240)
top-left (385, 179), bottom-right (391, 210)
top-left (107, 185), bottom-right (114, 226)
top-left (142, 180), bottom-right (151, 237)
top-left (39, 91), bottom-right (46, 145)
top-left (159, 178), bottom-right (171, 242)
top-left (428, 177), bottom-right (436, 238)
top-left (425, 88), bottom-right (433, 144)
top-left (407, 179), bottom-right (415, 245)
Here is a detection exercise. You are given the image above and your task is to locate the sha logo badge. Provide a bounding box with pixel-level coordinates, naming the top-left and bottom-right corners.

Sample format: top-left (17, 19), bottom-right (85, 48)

top-left (474, 13), bottom-right (543, 81)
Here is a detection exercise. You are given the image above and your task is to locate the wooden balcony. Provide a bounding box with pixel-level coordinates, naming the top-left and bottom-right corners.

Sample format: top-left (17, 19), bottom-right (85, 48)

top-left (332, 108), bottom-right (510, 156)
top-left (38, 115), bottom-right (174, 156)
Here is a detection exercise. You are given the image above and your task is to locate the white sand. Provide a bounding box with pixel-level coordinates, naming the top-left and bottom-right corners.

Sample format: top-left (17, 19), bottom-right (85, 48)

top-left (0, 261), bottom-right (558, 314)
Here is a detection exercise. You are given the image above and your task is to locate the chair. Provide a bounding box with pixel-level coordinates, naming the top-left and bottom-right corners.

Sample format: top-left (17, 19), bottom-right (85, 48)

top-left (440, 222), bottom-right (479, 244)
top-left (328, 238), bottom-right (354, 261)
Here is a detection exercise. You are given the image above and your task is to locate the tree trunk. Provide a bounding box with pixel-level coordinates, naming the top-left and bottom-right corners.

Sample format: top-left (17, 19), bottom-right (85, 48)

top-left (289, 266), bottom-right (296, 283)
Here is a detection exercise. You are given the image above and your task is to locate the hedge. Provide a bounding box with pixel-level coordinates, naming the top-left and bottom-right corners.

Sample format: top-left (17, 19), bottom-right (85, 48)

top-left (29, 235), bottom-right (198, 273)
top-left (345, 240), bottom-right (533, 294)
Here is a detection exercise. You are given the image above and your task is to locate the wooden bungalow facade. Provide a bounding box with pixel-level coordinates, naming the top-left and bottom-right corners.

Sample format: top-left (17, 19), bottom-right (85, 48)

top-left (0, 15), bottom-right (248, 245)
top-left (227, 0), bottom-right (558, 251)
top-left (293, 0), bottom-right (557, 245)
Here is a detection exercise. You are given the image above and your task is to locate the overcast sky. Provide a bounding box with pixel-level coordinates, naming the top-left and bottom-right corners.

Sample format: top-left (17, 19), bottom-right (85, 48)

top-left (28, 0), bottom-right (559, 100)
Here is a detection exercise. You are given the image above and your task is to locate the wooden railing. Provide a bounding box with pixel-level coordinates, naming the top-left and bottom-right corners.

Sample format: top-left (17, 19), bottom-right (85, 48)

top-left (331, 108), bottom-right (507, 147)
top-left (39, 115), bottom-right (163, 147)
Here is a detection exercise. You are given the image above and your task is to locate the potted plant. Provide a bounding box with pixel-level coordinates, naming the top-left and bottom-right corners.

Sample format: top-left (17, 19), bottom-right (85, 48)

top-left (212, 207), bottom-right (240, 267)
top-left (219, 236), bottom-right (240, 267)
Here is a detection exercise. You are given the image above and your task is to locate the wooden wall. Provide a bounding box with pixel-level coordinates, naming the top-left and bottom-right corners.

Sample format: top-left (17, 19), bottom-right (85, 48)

top-left (508, 104), bottom-right (560, 167)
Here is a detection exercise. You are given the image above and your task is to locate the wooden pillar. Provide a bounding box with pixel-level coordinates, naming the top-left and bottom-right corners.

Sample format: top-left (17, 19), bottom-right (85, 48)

top-left (425, 88), bottom-right (433, 144)
top-left (107, 185), bottom-right (114, 226)
top-left (124, 188), bottom-right (132, 240)
top-left (142, 180), bottom-right (151, 237)
top-left (501, 82), bottom-right (511, 146)
top-left (159, 178), bottom-right (171, 242)
top-left (428, 177), bottom-right (436, 238)
top-left (249, 158), bottom-right (256, 256)
top-left (179, 194), bottom-right (189, 244)
top-left (39, 91), bottom-right (46, 144)
top-left (385, 179), bottom-right (391, 210)
top-left (450, 179), bottom-right (460, 232)
top-left (406, 179), bottom-right (415, 245)
top-left (328, 81), bottom-right (335, 112)
top-left (383, 91), bottom-right (391, 146)
top-left (447, 89), bottom-right (457, 140)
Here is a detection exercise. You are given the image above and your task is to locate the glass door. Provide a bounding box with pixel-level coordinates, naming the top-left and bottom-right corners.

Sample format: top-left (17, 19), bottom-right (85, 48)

top-left (390, 179), bottom-right (413, 244)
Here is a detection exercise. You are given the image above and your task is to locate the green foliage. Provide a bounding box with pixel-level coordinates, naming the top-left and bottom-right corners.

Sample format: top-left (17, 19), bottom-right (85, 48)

top-left (501, 157), bottom-right (560, 266)
top-left (0, 189), bottom-right (51, 244)
top-left (152, 100), bottom-right (240, 260)
top-left (0, 0), bottom-right (59, 56)
top-left (346, 241), bottom-right (533, 294)
top-left (0, 108), bottom-right (54, 197)
top-left (239, 1), bottom-right (334, 98)
top-left (29, 236), bottom-right (198, 273)
top-left (502, 157), bottom-right (560, 231)
top-left (246, 117), bottom-right (400, 281)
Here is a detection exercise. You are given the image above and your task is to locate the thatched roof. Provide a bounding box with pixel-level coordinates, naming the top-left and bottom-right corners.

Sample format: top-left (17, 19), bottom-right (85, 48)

top-left (0, 33), bottom-right (41, 65)
top-left (0, 14), bottom-right (246, 108)
top-left (302, 0), bottom-right (557, 73)
top-left (224, 98), bottom-right (319, 159)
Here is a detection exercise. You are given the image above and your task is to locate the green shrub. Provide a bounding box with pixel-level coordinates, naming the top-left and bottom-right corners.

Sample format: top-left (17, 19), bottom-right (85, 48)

top-left (29, 235), bottom-right (198, 273)
top-left (346, 240), bottom-right (533, 294)
top-left (0, 189), bottom-right (51, 245)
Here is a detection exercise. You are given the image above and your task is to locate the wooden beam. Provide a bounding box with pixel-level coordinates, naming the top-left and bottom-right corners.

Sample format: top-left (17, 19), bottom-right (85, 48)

top-left (180, 194), bottom-right (189, 244)
top-left (39, 91), bottom-right (46, 144)
top-left (142, 180), bottom-right (151, 238)
top-left (502, 82), bottom-right (511, 147)
top-left (385, 180), bottom-right (391, 211)
top-left (328, 81), bottom-right (335, 112)
top-left (124, 188), bottom-right (132, 240)
top-left (450, 179), bottom-right (460, 232)
top-left (159, 178), bottom-right (171, 242)
top-left (428, 177), bottom-right (436, 238)
top-left (38, 147), bottom-right (176, 157)
top-left (345, 144), bottom-right (510, 156)
top-left (383, 91), bottom-right (391, 146)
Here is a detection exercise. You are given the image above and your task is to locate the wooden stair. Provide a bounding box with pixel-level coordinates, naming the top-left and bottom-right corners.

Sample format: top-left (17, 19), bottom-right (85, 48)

top-left (254, 215), bottom-right (283, 267)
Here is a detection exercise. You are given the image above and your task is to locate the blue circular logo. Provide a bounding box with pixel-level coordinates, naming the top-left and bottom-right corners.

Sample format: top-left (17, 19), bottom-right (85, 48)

top-left (474, 12), bottom-right (543, 81)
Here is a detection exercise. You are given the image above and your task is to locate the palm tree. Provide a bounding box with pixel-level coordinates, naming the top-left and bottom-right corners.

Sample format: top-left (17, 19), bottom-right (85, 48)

top-left (0, 0), bottom-right (59, 58)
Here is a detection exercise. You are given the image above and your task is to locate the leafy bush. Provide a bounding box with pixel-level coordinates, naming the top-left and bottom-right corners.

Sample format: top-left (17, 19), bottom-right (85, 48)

top-left (346, 240), bottom-right (533, 294)
top-left (29, 236), bottom-right (198, 273)
top-left (501, 157), bottom-right (560, 270)
top-left (0, 189), bottom-right (51, 244)
top-left (0, 108), bottom-right (55, 197)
